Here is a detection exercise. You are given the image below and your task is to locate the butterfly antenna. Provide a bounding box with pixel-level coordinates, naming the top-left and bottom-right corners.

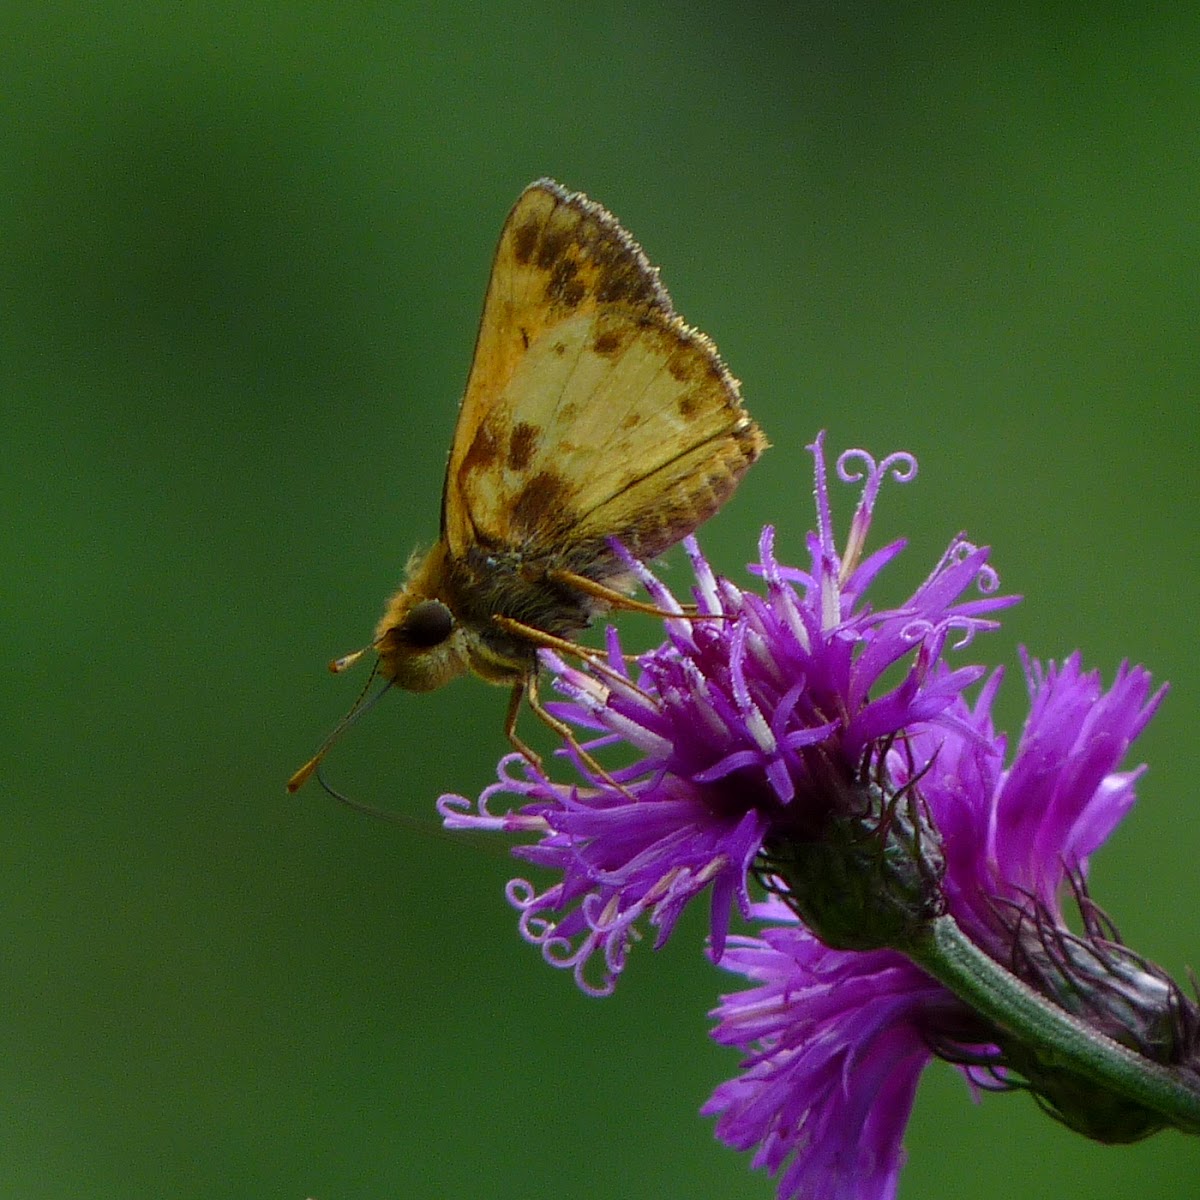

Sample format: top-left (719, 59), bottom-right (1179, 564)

top-left (330, 644), bottom-right (372, 673)
top-left (287, 664), bottom-right (390, 793)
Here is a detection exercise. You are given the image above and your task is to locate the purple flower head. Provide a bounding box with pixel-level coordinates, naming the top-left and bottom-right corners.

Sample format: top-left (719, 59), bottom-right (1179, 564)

top-left (438, 435), bottom-right (1015, 995)
top-left (705, 652), bottom-right (1169, 1199)
top-left (904, 651), bottom-right (1165, 955)
top-left (703, 910), bottom-right (952, 1200)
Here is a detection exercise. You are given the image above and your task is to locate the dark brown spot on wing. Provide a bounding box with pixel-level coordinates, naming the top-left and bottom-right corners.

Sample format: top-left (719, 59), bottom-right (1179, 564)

top-left (507, 421), bottom-right (540, 471)
top-left (667, 336), bottom-right (725, 384)
top-left (548, 257), bottom-right (577, 290)
top-left (536, 228), bottom-right (570, 271)
top-left (513, 218), bottom-right (540, 265)
top-left (593, 330), bottom-right (623, 356)
top-left (547, 257), bottom-right (585, 308)
top-left (462, 418), bottom-right (503, 475)
top-left (511, 470), bottom-right (573, 537)
top-left (678, 390), bottom-right (701, 419)
top-left (668, 351), bottom-right (696, 382)
top-left (595, 259), bottom-right (658, 306)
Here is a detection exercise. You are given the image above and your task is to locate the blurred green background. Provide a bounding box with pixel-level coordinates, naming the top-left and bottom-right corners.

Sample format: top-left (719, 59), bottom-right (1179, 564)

top-left (3, 5), bottom-right (1197, 1198)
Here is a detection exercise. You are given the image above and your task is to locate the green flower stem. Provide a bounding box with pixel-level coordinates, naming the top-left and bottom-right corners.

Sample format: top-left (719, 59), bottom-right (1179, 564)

top-left (907, 914), bottom-right (1200, 1134)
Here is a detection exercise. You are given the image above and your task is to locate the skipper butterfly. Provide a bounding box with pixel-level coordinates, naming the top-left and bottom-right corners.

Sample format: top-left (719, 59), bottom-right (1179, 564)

top-left (290, 179), bottom-right (765, 790)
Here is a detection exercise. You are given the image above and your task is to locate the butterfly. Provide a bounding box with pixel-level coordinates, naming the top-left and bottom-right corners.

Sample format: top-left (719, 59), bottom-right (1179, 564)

top-left (289, 178), bottom-right (766, 791)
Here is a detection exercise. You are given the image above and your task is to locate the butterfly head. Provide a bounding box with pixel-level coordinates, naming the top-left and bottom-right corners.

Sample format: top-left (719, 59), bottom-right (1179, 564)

top-left (373, 542), bottom-right (476, 692)
top-left (374, 587), bottom-right (471, 693)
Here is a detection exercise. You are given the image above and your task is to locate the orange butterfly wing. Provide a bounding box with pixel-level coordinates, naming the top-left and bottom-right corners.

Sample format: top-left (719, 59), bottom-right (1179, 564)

top-left (440, 179), bottom-right (765, 572)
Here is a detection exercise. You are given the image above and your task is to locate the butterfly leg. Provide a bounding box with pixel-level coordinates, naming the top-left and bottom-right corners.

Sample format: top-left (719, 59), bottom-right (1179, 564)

top-left (548, 569), bottom-right (727, 622)
top-left (491, 613), bottom-right (647, 693)
top-left (502, 671), bottom-right (579, 772)
top-left (503, 679), bottom-right (545, 773)
top-left (522, 671), bottom-right (638, 795)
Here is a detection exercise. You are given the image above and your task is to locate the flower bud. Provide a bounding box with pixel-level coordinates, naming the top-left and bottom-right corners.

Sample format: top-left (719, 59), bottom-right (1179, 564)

top-left (759, 766), bottom-right (946, 954)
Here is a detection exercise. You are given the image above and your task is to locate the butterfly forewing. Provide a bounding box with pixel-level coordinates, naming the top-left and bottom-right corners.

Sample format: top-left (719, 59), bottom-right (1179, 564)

top-left (441, 179), bottom-right (763, 566)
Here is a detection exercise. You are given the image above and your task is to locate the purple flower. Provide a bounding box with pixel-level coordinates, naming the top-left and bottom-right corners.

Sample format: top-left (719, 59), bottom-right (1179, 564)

top-left (438, 433), bottom-right (1179, 1196)
top-left (907, 651), bottom-right (1163, 955)
top-left (438, 435), bottom-right (1015, 994)
top-left (702, 913), bottom-right (952, 1200)
top-left (704, 653), bottom-right (1166, 1199)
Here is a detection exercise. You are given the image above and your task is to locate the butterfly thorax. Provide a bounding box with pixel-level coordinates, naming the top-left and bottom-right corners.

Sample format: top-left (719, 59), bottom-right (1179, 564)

top-left (374, 538), bottom-right (624, 693)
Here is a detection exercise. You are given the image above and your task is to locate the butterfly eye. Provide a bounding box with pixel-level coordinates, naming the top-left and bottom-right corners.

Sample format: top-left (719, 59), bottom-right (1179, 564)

top-left (402, 599), bottom-right (455, 648)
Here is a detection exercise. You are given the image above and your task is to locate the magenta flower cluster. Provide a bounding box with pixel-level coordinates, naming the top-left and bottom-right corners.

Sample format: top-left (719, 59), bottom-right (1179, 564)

top-left (438, 435), bottom-right (1167, 1200)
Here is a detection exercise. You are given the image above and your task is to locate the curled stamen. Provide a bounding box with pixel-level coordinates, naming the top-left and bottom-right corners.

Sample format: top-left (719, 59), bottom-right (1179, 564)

top-left (836, 447), bottom-right (878, 486)
top-left (836, 447), bottom-right (918, 491)
top-left (974, 562), bottom-right (1000, 594)
top-left (838, 448), bottom-right (919, 583)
